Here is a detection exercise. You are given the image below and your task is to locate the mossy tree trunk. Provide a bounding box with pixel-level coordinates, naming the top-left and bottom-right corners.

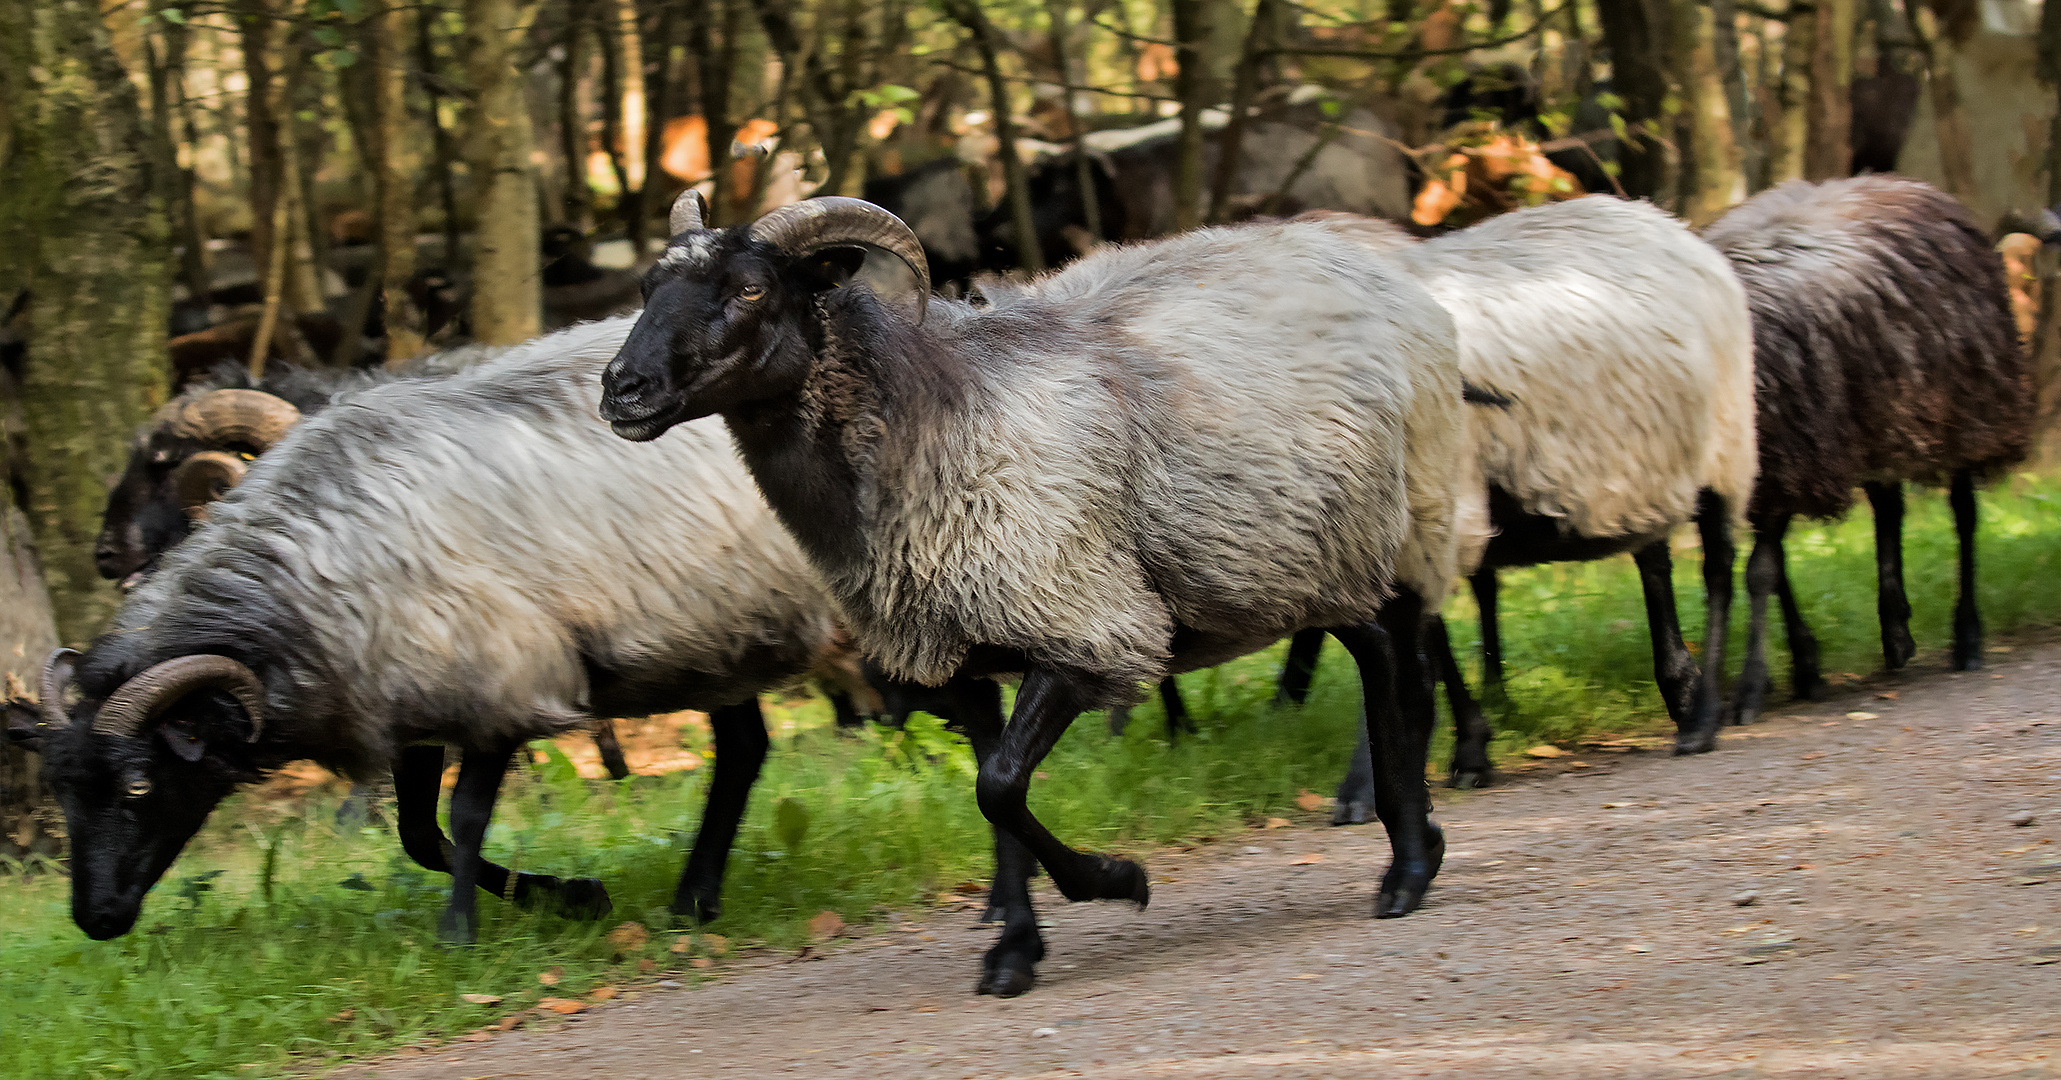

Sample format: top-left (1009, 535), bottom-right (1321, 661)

top-left (375, 0), bottom-right (426, 361)
top-left (1803, 0), bottom-right (1856, 179)
top-left (1676, 0), bottom-right (1745, 223)
top-left (1597, 0), bottom-right (1677, 200)
top-left (0, 0), bottom-right (173, 644)
top-left (463, 0), bottom-right (542, 345)
top-left (1765, 8), bottom-right (1813, 184)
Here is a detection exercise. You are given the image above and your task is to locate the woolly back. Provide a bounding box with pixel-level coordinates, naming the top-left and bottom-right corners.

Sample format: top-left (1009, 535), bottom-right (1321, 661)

top-left (1395, 197), bottom-right (1758, 562)
top-left (1704, 177), bottom-right (2030, 522)
top-left (102, 317), bottom-right (830, 773)
top-left (813, 221), bottom-right (1460, 690)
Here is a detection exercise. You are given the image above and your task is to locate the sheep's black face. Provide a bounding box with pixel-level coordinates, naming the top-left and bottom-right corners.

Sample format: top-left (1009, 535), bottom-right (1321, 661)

top-left (96, 431), bottom-right (202, 587)
top-left (35, 667), bottom-right (253, 940)
top-left (601, 228), bottom-right (863, 440)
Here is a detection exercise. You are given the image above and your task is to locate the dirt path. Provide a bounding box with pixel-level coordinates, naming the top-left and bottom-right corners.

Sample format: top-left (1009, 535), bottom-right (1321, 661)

top-left (344, 645), bottom-right (2061, 1079)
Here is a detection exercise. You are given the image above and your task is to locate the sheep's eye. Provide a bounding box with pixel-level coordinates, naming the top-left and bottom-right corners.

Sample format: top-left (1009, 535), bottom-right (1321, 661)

top-left (123, 777), bottom-right (151, 799)
top-left (737, 285), bottom-right (766, 303)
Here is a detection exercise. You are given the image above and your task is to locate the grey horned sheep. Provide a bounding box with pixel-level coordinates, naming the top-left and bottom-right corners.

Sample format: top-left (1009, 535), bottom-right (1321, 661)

top-left (601, 192), bottom-right (1467, 997)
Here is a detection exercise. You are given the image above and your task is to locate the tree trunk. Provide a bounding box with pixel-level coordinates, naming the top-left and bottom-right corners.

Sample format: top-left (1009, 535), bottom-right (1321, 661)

top-left (1209, 0), bottom-right (1272, 225)
top-left (1676, 0), bottom-right (1745, 223)
top-left (0, 503), bottom-right (61, 863)
top-left (239, 0), bottom-right (284, 299)
top-left (944, 0), bottom-right (1041, 272)
top-left (615, 0), bottom-right (648, 252)
top-left (376, 0), bottom-right (425, 361)
top-left (597, 0), bottom-right (637, 237)
top-left (0, 0), bottom-right (173, 643)
top-left (747, 0), bottom-right (856, 196)
top-left (1765, 8), bottom-right (1813, 184)
top-left (1597, 0), bottom-right (1676, 200)
top-left (1171, 0), bottom-right (1212, 232)
top-left (1804, 0), bottom-right (1855, 179)
top-left (146, 22), bottom-right (211, 303)
top-left (692, 0), bottom-right (740, 226)
top-left (463, 0), bottom-right (542, 345)
top-left (1907, 0), bottom-right (1974, 196)
top-left (418, 13), bottom-right (465, 272)
top-left (1049, 0), bottom-right (1104, 238)
top-left (558, 0), bottom-right (591, 228)
top-left (639, 0), bottom-right (680, 236)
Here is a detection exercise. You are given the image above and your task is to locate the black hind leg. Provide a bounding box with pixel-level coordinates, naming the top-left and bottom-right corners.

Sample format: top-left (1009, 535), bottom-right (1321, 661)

top-left (1865, 481), bottom-right (1916, 669)
top-left (1332, 592), bottom-right (1442, 918)
top-left (1950, 469), bottom-right (1984, 671)
top-left (1770, 523), bottom-right (1826, 701)
top-left (1158, 677), bottom-right (1194, 742)
top-left (1693, 491), bottom-right (1737, 738)
top-left (1733, 517), bottom-right (1783, 725)
top-left (1633, 540), bottom-right (1703, 748)
top-left (1274, 628), bottom-right (1326, 707)
top-left (1434, 615), bottom-right (1493, 788)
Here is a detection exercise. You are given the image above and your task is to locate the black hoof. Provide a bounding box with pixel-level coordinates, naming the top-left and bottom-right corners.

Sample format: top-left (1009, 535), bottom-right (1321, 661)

top-left (669, 887), bottom-right (720, 925)
top-left (1331, 799), bottom-right (1374, 826)
top-left (1104, 855), bottom-right (1150, 907)
top-left (1674, 728), bottom-right (1716, 755)
top-left (978, 904), bottom-right (1006, 924)
top-left (1447, 765), bottom-right (1492, 790)
top-left (438, 908), bottom-right (479, 947)
top-left (1794, 678), bottom-right (1828, 703)
top-left (977, 957), bottom-right (1038, 997)
top-left (1952, 640), bottom-right (1983, 672)
top-left (556, 877), bottom-right (614, 920)
top-left (1374, 824), bottom-right (1442, 918)
top-left (1883, 628), bottom-right (1916, 670)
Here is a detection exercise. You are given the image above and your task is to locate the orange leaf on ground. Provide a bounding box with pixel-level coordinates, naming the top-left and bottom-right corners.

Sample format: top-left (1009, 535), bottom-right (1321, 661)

top-left (1525, 745), bottom-right (1569, 758)
top-left (808, 910), bottom-right (846, 941)
top-left (690, 956), bottom-right (713, 969)
top-left (607, 922), bottom-right (650, 951)
top-left (952, 881), bottom-right (986, 895)
top-left (588, 986), bottom-right (618, 1002)
top-left (703, 933), bottom-right (730, 955)
top-left (537, 998), bottom-right (587, 1015)
top-left (459, 993), bottom-right (502, 1006)
top-left (1264, 817), bottom-right (1292, 829)
top-left (1294, 790), bottom-right (1327, 812)
top-left (670, 934), bottom-right (693, 955)
top-left (1290, 853), bottom-right (1326, 866)
top-left (637, 958), bottom-right (658, 973)
top-left (538, 967), bottom-right (562, 986)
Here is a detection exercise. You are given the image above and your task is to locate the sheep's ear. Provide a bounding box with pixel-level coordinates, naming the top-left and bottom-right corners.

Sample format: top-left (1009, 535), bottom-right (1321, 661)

top-left (159, 722), bottom-right (208, 763)
top-left (792, 247), bottom-right (868, 293)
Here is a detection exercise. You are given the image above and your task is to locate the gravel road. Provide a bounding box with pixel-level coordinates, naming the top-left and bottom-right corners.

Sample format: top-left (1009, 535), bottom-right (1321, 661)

top-left (344, 642), bottom-right (2061, 1079)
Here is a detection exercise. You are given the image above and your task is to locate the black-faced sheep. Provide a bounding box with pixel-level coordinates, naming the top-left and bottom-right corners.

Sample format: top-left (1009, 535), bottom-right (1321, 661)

top-left (25, 320), bottom-right (876, 945)
top-left (1702, 177), bottom-right (2031, 721)
top-left (601, 192), bottom-right (1467, 997)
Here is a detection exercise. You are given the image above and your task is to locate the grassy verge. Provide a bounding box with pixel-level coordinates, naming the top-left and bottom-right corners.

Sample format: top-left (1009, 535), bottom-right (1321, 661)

top-left (4, 474), bottom-right (2058, 1078)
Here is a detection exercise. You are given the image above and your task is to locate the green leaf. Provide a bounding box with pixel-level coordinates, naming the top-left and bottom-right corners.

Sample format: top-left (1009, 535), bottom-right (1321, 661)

top-left (773, 796), bottom-right (810, 852)
top-left (313, 25), bottom-right (344, 46)
top-left (874, 83), bottom-right (920, 103)
top-left (327, 48), bottom-right (359, 68)
top-left (1608, 113), bottom-right (1630, 142)
top-left (159, 7), bottom-right (187, 23)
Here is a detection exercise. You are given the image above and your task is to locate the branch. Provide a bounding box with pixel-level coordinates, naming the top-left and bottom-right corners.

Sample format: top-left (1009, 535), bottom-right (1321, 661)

top-left (1089, 16), bottom-right (1178, 47)
top-left (1267, 0), bottom-right (1570, 60)
top-left (925, 57), bottom-right (1180, 104)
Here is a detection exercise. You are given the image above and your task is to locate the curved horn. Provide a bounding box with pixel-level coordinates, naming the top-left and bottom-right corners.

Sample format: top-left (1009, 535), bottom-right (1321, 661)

top-left (172, 451), bottom-right (248, 519)
top-left (669, 189), bottom-right (708, 236)
top-left (39, 648), bottom-right (79, 728)
top-left (748, 197), bottom-right (931, 323)
top-left (174, 389), bottom-right (302, 452)
top-left (92, 655), bottom-right (266, 742)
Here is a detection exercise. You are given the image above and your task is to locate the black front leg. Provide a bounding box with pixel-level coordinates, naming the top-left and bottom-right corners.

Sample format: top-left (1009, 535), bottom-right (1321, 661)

top-left (1633, 539), bottom-right (1704, 751)
top-left (1771, 525), bottom-right (1825, 700)
top-left (975, 667), bottom-right (1149, 917)
top-left (1469, 568), bottom-right (1507, 709)
top-left (593, 718), bottom-right (631, 780)
top-left (441, 745), bottom-right (516, 945)
top-left (1331, 591), bottom-right (1443, 918)
top-left (392, 745), bottom-right (611, 922)
top-left (1865, 481), bottom-right (1916, 669)
top-left (1693, 491), bottom-right (1737, 736)
top-left (1949, 469), bottom-right (1984, 671)
top-left (672, 699), bottom-right (771, 924)
top-left (1273, 628), bottom-right (1327, 707)
top-left (1157, 677), bottom-right (1194, 743)
top-left (1434, 615), bottom-right (1494, 788)
top-left (942, 678), bottom-right (1045, 997)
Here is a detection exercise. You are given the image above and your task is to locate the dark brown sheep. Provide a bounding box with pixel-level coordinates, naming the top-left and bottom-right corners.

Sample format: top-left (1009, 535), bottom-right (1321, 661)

top-left (1704, 176), bottom-right (2032, 722)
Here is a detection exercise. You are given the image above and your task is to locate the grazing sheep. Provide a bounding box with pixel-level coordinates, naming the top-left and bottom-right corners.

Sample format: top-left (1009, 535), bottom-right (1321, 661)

top-left (1703, 177), bottom-right (2031, 721)
top-left (26, 320), bottom-right (878, 945)
top-left (602, 192), bottom-right (1467, 996)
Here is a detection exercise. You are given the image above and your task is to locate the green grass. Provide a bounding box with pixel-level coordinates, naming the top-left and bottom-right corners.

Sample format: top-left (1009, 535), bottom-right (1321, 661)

top-left (5, 473), bottom-right (2060, 1078)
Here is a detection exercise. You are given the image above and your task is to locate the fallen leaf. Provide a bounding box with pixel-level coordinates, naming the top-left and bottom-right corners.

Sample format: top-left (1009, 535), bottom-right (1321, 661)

top-left (702, 933), bottom-right (729, 955)
top-left (538, 966), bottom-right (563, 987)
top-left (808, 910), bottom-right (846, 941)
top-left (463, 1031), bottom-right (493, 1042)
top-left (326, 1008), bottom-right (356, 1024)
top-left (536, 997), bottom-right (587, 1015)
top-left (1264, 817), bottom-right (1292, 830)
top-left (1624, 944), bottom-right (1651, 953)
top-left (1291, 973), bottom-right (1320, 980)
top-left (1602, 802), bottom-right (1631, 809)
top-left (1875, 691), bottom-right (1899, 700)
top-left (1846, 711), bottom-right (1879, 721)
top-left (690, 956), bottom-right (713, 969)
top-left (459, 993), bottom-right (503, 1006)
top-left (606, 922), bottom-right (649, 952)
top-left (637, 958), bottom-right (658, 974)
top-left (495, 1014), bottom-right (526, 1032)
top-left (670, 934), bottom-right (692, 955)
top-left (1525, 745), bottom-right (1569, 758)
top-left (588, 986), bottom-right (618, 1002)
top-left (952, 881), bottom-right (986, 895)
top-left (1290, 853), bottom-right (1326, 866)
top-left (1295, 790), bottom-right (1327, 812)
